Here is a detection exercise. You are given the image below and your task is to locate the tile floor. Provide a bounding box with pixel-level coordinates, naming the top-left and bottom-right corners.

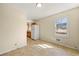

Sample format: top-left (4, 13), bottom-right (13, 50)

top-left (1, 38), bottom-right (79, 56)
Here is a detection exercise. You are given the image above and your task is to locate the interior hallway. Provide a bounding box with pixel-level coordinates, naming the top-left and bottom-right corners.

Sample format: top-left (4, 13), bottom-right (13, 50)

top-left (1, 38), bottom-right (79, 56)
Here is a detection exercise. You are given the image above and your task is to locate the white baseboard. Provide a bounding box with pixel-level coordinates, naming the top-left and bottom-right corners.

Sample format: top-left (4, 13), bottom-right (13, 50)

top-left (0, 45), bottom-right (26, 55)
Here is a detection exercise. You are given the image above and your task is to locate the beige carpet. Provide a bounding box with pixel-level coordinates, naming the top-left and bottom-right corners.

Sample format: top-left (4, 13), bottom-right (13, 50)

top-left (1, 38), bottom-right (79, 56)
top-left (31, 44), bottom-right (71, 56)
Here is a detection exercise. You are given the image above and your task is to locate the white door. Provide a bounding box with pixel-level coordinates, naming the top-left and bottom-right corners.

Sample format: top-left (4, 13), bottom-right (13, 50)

top-left (32, 25), bottom-right (39, 40)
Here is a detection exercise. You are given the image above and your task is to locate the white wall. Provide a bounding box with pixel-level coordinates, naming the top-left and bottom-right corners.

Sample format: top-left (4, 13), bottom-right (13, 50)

top-left (36, 7), bottom-right (79, 50)
top-left (0, 4), bottom-right (27, 54)
top-left (26, 20), bottom-right (34, 31)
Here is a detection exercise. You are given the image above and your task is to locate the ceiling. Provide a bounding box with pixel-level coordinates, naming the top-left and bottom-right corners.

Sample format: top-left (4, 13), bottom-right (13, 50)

top-left (8, 3), bottom-right (79, 20)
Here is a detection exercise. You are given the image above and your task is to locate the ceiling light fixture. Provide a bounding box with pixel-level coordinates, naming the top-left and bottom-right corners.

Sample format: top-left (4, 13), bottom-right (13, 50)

top-left (36, 3), bottom-right (42, 8)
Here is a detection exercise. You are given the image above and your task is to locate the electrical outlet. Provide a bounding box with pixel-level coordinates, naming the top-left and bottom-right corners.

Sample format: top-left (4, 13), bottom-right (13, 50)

top-left (14, 43), bottom-right (17, 46)
top-left (56, 39), bottom-right (61, 41)
top-left (75, 46), bottom-right (77, 49)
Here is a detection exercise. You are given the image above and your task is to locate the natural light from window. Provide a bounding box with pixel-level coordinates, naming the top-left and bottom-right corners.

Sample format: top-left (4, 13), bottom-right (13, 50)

top-left (33, 44), bottom-right (53, 48)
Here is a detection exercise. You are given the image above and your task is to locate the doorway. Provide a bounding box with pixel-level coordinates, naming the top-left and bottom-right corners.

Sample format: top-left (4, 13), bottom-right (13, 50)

top-left (27, 22), bottom-right (32, 39)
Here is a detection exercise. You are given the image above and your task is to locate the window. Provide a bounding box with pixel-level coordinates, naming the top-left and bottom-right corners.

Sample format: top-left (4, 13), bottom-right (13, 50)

top-left (55, 16), bottom-right (68, 34)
